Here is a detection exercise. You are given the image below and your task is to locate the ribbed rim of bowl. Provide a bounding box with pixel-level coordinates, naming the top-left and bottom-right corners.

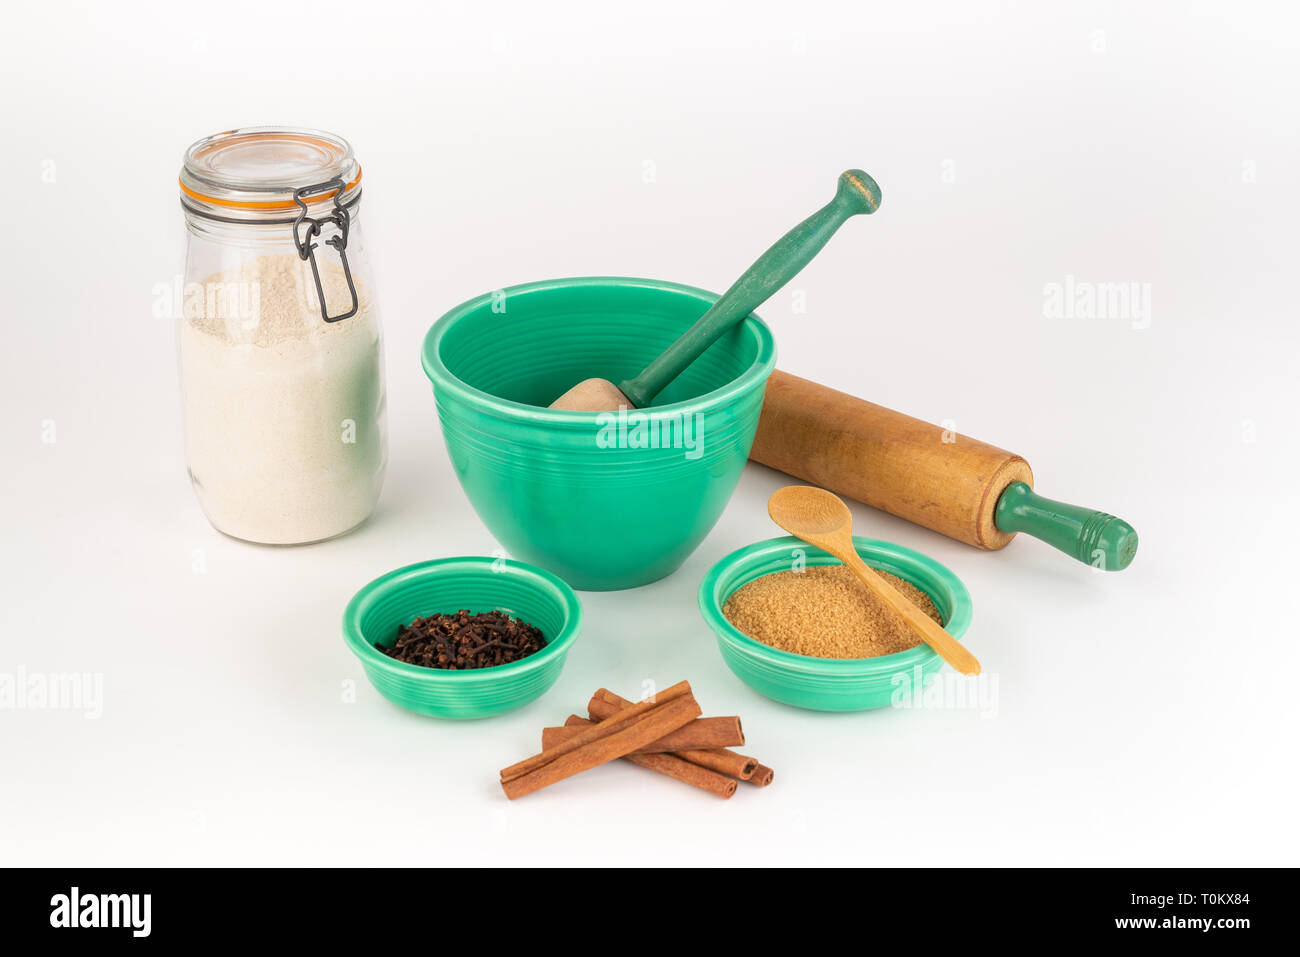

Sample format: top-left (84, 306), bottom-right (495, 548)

top-left (697, 535), bottom-right (973, 675)
top-left (342, 557), bottom-right (583, 683)
top-left (420, 276), bottom-right (777, 428)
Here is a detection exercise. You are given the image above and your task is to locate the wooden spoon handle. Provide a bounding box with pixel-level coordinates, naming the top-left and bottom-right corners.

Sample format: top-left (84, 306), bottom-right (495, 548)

top-left (843, 553), bottom-right (982, 675)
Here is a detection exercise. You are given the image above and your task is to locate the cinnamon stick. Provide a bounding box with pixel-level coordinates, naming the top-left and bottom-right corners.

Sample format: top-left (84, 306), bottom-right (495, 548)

top-left (544, 721), bottom-right (755, 778)
top-left (501, 680), bottom-right (692, 783)
top-left (588, 690), bottom-right (761, 782)
top-left (541, 715), bottom-right (743, 754)
top-left (748, 764), bottom-right (775, 787)
top-left (549, 716), bottom-right (737, 799)
top-left (500, 686), bottom-right (701, 799)
top-left (677, 748), bottom-right (759, 780)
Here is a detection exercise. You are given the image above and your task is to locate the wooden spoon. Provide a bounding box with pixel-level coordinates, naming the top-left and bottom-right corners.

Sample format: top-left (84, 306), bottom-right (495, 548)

top-left (550, 169), bottom-right (882, 411)
top-left (767, 485), bottom-right (981, 675)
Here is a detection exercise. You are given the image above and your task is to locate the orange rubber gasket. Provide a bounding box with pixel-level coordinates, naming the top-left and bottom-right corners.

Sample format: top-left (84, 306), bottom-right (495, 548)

top-left (179, 164), bottom-right (363, 210)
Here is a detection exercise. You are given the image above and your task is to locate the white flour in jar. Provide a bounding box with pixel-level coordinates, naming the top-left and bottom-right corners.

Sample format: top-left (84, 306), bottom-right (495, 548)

top-left (178, 253), bottom-right (386, 544)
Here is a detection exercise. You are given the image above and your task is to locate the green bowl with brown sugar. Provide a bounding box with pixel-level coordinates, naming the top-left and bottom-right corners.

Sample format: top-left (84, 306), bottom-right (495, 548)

top-left (697, 535), bottom-right (973, 711)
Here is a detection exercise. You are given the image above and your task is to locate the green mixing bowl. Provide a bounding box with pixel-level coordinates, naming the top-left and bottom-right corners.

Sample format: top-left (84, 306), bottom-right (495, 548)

top-left (698, 536), bottom-right (973, 711)
top-left (342, 556), bottom-right (582, 719)
top-left (421, 277), bottom-right (777, 591)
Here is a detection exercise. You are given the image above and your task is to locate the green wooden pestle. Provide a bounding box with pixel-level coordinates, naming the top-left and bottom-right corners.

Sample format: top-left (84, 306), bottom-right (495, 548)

top-left (550, 169), bottom-right (882, 411)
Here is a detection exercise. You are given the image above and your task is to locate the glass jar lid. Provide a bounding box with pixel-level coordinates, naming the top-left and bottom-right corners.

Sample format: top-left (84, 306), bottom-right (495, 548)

top-left (180, 127), bottom-right (364, 322)
top-left (180, 126), bottom-right (362, 221)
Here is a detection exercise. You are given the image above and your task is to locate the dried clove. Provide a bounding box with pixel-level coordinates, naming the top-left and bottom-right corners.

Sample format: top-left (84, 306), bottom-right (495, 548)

top-left (378, 610), bottom-right (546, 671)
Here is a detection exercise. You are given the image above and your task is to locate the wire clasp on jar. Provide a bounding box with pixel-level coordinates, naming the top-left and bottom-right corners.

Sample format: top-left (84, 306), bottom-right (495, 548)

top-left (292, 178), bottom-right (360, 323)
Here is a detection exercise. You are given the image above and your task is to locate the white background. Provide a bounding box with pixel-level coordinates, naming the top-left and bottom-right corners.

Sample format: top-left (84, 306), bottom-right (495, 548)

top-left (3, 0), bottom-right (1297, 866)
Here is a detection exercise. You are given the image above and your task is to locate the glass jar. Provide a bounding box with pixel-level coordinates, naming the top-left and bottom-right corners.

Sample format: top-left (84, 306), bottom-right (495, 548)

top-left (178, 127), bottom-right (387, 544)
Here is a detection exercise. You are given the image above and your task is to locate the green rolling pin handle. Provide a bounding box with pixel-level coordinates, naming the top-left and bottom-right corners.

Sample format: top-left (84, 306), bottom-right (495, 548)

top-left (994, 482), bottom-right (1139, 571)
top-left (618, 169), bottom-right (882, 409)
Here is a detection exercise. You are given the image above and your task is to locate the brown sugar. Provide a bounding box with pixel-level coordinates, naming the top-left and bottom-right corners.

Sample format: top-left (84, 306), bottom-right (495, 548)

top-left (722, 564), bottom-right (943, 659)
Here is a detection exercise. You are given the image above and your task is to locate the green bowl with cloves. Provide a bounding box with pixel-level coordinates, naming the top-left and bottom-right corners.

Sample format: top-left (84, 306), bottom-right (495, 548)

top-left (343, 556), bottom-right (583, 719)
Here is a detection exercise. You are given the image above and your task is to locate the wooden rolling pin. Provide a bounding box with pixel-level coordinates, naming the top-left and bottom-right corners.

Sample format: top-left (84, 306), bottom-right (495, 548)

top-left (750, 370), bottom-right (1138, 570)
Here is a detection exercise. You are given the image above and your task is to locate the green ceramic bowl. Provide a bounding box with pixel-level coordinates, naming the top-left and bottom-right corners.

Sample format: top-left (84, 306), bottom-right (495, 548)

top-left (698, 536), bottom-right (973, 712)
top-left (421, 277), bottom-right (777, 591)
top-left (342, 556), bottom-right (582, 719)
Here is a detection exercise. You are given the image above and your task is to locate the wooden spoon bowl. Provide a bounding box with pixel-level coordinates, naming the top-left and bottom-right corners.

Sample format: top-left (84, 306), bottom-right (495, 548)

top-left (768, 486), bottom-right (982, 675)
